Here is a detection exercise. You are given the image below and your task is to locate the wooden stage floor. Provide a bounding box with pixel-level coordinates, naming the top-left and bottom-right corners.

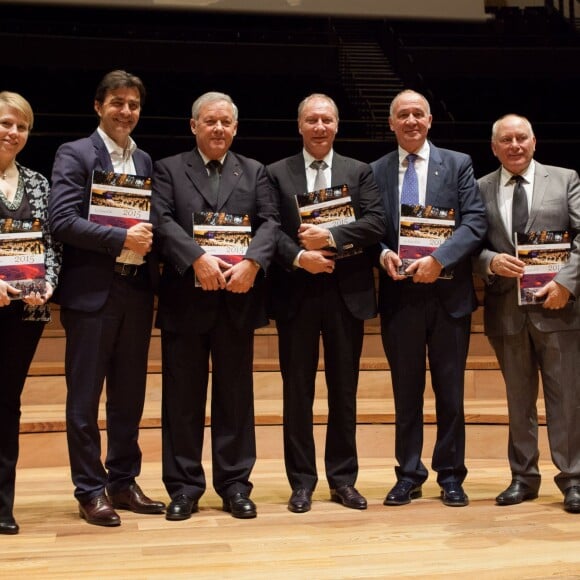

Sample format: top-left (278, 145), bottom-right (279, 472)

top-left (2, 426), bottom-right (580, 579)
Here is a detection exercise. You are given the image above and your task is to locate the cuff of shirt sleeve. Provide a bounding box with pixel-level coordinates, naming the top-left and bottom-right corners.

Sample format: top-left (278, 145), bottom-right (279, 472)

top-left (293, 250), bottom-right (305, 269)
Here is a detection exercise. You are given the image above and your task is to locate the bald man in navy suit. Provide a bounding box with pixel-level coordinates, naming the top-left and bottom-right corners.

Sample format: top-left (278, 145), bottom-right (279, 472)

top-left (371, 90), bottom-right (486, 508)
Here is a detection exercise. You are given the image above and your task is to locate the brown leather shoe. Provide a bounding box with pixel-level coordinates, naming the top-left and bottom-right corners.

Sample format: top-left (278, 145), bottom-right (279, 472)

top-left (109, 483), bottom-right (166, 514)
top-left (79, 494), bottom-right (121, 527)
top-left (330, 485), bottom-right (367, 510)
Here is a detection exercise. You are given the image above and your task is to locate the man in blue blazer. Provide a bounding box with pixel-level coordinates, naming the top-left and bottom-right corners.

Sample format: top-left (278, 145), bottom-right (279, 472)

top-left (267, 94), bottom-right (385, 513)
top-left (152, 92), bottom-right (279, 520)
top-left (371, 90), bottom-right (486, 507)
top-left (49, 70), bottom-right (165, 526)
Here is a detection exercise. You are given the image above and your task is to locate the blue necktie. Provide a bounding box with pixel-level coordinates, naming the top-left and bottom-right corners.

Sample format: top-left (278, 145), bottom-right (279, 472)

top-left (401, 154), bottom-right (419, 206)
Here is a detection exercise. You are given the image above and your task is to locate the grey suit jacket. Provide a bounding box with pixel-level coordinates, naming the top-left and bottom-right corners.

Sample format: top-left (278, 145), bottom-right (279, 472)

top-left (473, 161), bottom-right (580, 336)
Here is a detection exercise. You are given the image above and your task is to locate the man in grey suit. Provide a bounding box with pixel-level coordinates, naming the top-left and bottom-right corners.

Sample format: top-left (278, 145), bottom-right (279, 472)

top-left (474, 114), bottom-right (580, 513)
top-left (267, 93), bottom-right (385, 513)
top-left (371, 90), bottom-right (486, 508)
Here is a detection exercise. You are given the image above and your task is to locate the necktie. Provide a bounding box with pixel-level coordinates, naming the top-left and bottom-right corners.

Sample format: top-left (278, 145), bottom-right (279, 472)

top-left (401, 153), bottom-right (419, 206)
top-left (310, 160), bottom-right (328, 191)
top-left (511, 174), bottom-right (528, 234)
top-left (207, 160), bottom-right (221, 198)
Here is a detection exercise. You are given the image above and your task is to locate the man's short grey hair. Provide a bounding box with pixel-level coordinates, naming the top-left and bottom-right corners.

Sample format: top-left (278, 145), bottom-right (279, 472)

top-left (297, 93), bottom-right (340, 121)
top-left (191, 92), bottom-right (238, 120)
top-left (389, 89), bottom-right (431, 117)
top-left (491, 114), bottom-right (535, 141)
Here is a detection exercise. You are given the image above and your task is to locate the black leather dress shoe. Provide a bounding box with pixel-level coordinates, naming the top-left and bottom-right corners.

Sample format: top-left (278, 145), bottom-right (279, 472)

top-left (288, 489), bottom-right (312, 513)
top-left (330, 485), bottom-right (367, 510)
top-left (166, 494), bottom-right (198, 521)
top-left (223, 493), bottom-right (257, 519)
top-left (384, 480), bottom-right (422, 506)
top-left (564, 486), bottom-right (580, 513)
top-left (109, 483), bottom-right (166, 514)
top-left (79, 494), bottom-right (121, 526)
top-left (0, 518), bottom-right (19, 535)
top-left (440, 482), bottom-right (469, 507)
top-left (495, 481), bottom-right (539, 506)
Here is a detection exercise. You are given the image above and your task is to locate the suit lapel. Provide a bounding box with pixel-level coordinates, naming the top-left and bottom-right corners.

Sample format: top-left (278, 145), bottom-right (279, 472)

top-left (287, 154), bottom-right (307, 195)
top-left (483, 169), bottom-right (515, 250)
top-left (385, 153), bottom-right (400, 234)
top-left (528, 162), bottom-right (549, 232)
top-left (133, 151), bottom-right (148, 176)
top-left (217, 153), bottom-right (243, 210)
top-left (91, 132), bottom-right (114, 172)
top-left (331, 153), bottom-right (347, 187)
top-left (185, 149), bottom-right (218, 208)
top-left (425, 143), bottom-right (444, 207)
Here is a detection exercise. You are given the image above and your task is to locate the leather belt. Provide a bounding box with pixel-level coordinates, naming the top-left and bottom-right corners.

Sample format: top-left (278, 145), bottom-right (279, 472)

top-left (113, 262), bottom-right (145, 277)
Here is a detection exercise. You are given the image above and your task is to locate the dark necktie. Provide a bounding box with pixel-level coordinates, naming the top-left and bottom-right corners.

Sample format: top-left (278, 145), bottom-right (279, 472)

top-left (207, 160), bottom-right (222, 198)
top-left (401, 153), bottom-right (419, 206)
top-left (310, 159), bottom-right (328, 191)
top-left (511, 174), bottom-right (528, 234)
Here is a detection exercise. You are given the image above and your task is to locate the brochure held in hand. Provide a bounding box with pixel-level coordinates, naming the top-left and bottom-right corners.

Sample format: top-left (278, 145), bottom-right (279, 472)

top-left (515, 230), bottom-right (572, 306)
top-left (0, 218), bottom-right (46, 298)
top-left (397, 203), bottom-right (455, 278)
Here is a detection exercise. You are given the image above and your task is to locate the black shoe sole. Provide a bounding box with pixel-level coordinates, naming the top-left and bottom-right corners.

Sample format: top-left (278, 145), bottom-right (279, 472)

top-left (496, 494), bottom-right (538, 506)
top-left (384, 489), bottom-right (422, 506)
top-left (441, 493), bottom-right (469, 507)
top-left (330, 494), bottom-right (367, 510)
top-left (79, 510), bottom-right (121, 526)
top-left (222, 502), bottom-right (257, 518)
top-left (288, 503), bottom-right (311, 513)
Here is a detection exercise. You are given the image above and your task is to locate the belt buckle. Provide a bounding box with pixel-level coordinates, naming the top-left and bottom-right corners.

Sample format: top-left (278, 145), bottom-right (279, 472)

top-left (120, 263), bottom-right (137, 277)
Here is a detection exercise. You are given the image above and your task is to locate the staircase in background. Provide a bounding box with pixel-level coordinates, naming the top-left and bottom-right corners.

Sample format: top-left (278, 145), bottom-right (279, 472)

top-left (333, 20), bottom-right (404, 139)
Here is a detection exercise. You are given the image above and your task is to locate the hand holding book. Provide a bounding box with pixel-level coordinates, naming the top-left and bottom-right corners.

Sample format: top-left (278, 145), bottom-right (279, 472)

top-left (123, 222), bottom-right (153, 257)
top-left (404, 255), bottom-right (443, 283)
top-left (193, 253), bottom-right (231, 291)
top-left (297, 249), bottom-right (336, 274)
top-left (514, 230), bottom-right (572, 307)
top-left (532, 280), bottom-right (571, 310)
top-left (297, 223), bottom-right (333, 251)
top-left (223, 259), bottom-right (259, 294)
top-left (489, 253), bottom-right (525, 278)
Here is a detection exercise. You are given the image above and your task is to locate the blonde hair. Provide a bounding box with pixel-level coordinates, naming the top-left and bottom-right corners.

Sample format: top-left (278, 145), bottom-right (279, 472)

top-left (0, 91), bottom-right (34, 130)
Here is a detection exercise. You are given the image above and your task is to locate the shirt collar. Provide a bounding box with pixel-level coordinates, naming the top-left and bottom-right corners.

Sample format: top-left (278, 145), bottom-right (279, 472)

top-left (198, 149), bottom-right (228, 167)
top-left (397, 141), bottom-right (430, 164)
top-left (501, 159), bottom-right (535, 186)
top-left (97, 126), bottom-right (137, 159)
top-left (303, 148), bottom-right (333, 170)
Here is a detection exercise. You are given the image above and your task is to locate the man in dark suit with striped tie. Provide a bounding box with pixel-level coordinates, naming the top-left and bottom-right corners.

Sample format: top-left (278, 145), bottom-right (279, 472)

top-left (267, 94), bottom-right (385, 513)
